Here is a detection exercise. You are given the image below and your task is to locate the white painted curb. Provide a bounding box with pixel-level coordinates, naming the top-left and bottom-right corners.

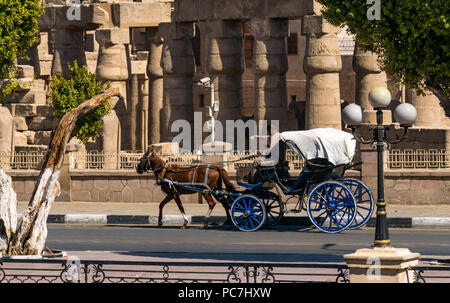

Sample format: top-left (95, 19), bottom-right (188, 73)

top-left (65, 214), bottom-right (108, 224)
top-left (412, 217), bottom-right (450, 228)
top-left (149, 215), bottom-right (192, 224)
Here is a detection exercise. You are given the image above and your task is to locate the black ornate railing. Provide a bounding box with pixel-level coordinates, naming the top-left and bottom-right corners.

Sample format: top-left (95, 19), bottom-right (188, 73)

top-left (0, 259), bottom-right (350, 283)
top-left (1, 258), bottom-right (449, 283)
top-left (409, 264), bottom-right (450, 283)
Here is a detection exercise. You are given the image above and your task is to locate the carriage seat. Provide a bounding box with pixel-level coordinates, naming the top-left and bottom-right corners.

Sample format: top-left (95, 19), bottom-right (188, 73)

top-left (286, 158), bottom-right (334, 192)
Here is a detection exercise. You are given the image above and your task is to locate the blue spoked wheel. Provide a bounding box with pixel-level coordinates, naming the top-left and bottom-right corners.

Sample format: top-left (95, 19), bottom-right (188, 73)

top-left (342, 178), bottom-right (374, 229)
top-left (307, 181), bottom-right (357, 233)
top-left (231, 195), bottom-right (266, 232)
top-left (260, 192), bottom-right (283, 227)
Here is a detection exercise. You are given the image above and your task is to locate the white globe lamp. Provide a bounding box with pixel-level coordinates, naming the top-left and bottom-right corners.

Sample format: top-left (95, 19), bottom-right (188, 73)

top-left (368, 87), bottom-right (392, 109)
top-left (342, 103), bottom-right (364, 126)
top-left (394, 103), bottom-right (417, 126)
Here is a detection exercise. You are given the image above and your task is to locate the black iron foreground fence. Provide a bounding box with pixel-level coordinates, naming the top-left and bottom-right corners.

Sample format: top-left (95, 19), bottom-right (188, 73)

top-left (0, 259), bottom-right (449, 283)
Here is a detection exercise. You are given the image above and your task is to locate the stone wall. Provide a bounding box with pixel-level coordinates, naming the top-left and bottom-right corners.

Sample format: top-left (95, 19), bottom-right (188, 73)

top-left (70, 171), bottom-right (204, 204)
top-left (7, 168), bottom-right (450, 205)
top-left (385, 170), bottom-right (450, 205)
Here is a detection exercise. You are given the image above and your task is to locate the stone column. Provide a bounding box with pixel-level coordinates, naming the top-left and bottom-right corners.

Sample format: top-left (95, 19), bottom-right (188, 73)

top-left (101, 110), bottom-right (121, 169)
top-left (138, 75), bottom-right (149, 151)
top-left (406, 88), bottom-right (443, 127)
top-left (95, 28), bottom-right (130, 150)
top-left (251, 18), bottom-right (289, 131)
top-left (353, 44), bottom-right (388, 110)
top-left (0, 108), bottom-right (14, 169)
top-left (159, 22), bottom-right (196, 143)
top-left (146, 27), bottom-right (164, 145)
top-left (302, 16), bottom-right (342, 130)
top-left (205, 20), bottom-right (245, 124)
top-left (52, 29), bottom-right (87, 77)
top-left (446, 130), bottom-right (450, 168)
top-left (129, 73), bottom-right (139, 151)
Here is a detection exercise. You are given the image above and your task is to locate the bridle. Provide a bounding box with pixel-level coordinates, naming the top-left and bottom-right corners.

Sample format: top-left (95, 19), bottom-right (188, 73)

top-left (140, 154), bottom-right (169, 179)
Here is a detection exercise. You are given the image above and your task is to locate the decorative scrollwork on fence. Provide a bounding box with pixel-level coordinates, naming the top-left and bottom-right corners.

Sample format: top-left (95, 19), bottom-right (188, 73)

top-left (336, 266), bottom-right (350, 283)
top-left (412, 269), bottom-right (426, 283)
top-left (0, 264), bottom-right (5, 283)
top-left (89, 264), bottom-right (106, 283)
top-left (227, 266), bottom-right (242, 283)
top-left (260, 266), bottom-right (275, 283)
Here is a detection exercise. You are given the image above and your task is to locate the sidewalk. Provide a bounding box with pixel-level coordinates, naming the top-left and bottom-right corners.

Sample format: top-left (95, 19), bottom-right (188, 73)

top-left (17, 201), bottom-right (450, 228)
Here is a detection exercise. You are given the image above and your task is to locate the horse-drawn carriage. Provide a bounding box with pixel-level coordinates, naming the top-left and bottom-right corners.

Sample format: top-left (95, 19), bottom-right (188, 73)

top-left (137, 128), bottom-right (374, 233)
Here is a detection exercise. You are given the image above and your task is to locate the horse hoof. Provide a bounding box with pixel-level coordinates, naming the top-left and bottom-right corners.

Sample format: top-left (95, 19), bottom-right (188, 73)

top-left (203, 224), bottom-right (209, 229)
top-left (180, 225), bottom-right (187, 230)
top-left (157, 222), bottom-right (163, 228)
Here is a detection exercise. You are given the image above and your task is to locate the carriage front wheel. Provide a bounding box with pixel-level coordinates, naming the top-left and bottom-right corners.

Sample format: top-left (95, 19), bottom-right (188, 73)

top-left (307, 181), bottom-right (357, 233)
top-left (231, 195), bottom-right (266, 232)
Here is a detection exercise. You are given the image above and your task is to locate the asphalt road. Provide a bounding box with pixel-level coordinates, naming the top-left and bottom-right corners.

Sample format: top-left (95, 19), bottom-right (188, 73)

top-left (45, 224), bottom-right (450, 262)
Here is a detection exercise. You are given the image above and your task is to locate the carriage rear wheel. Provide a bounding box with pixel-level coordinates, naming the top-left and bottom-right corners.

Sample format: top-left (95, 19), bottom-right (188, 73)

top-left (231, 195), bottom-right (266, 232)
top-left (307, 181), bottom-right (356, 233)
top-left (259, 192), bottom-right (283, 227)
top-left (342, 178), bottom-right (374, 229)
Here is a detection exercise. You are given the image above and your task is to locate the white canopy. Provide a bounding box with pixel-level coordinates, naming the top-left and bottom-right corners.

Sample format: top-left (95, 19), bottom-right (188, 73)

top-left (279, 128), bottom-right (356, 166)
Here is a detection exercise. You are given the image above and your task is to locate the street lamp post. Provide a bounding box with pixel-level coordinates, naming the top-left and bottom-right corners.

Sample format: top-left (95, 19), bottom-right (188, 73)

top-left (342, 87), bottom-right (417, 248)
top-left (342, 87), bottom-right (421, 283)
top-left (198, 77), bottom-right (219, 144)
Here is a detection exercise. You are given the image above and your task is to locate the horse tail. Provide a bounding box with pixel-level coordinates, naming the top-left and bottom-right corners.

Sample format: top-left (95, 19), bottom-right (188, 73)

top-left (216, 166), bottom-right (236, 193)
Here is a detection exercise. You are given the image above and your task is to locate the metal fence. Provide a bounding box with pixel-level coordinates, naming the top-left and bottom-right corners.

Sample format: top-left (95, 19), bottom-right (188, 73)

top-left (0, 151), bottom-right (47, 170)
top-left (1, 259), bottom-right (449, 283)
top-left (3, 149), bottom-right (450, 171)
top-left (69, 149), bottom-right (304, 171)
top-left (388, 149), bottom-right (450, 169)
top-left (0, 259), bottom-right (349, 283)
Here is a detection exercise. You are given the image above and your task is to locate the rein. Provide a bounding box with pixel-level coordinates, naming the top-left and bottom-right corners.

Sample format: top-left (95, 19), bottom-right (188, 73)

top-left (143, 153), bottom-right (261, 176)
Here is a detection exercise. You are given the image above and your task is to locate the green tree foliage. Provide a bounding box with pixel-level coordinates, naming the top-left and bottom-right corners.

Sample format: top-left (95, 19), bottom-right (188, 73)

top-left (317, 0), bottom-right (449, 109)
top-left (51, 61), bottom-right (111, 143)
top-left (0, 0), bottom-right (44, 78)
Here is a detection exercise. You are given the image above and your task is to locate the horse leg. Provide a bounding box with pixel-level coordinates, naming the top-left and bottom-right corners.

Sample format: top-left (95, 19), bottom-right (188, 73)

top-left (202, 194), bottom-right (216, 229)
top-left (221, 202), bottom-right (232, 226)
top-left (173, 194), bottom-right (189, 229)
top-left (158, 194), bottom-right (173, 227)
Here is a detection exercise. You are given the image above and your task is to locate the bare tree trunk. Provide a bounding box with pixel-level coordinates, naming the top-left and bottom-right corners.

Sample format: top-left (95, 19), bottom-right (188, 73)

top-left (424, 74), bottom-right (450, 117)
top-left (0, 87), bottom-right (120, 256)
top-left (0, 170), bottom-right (17, 254)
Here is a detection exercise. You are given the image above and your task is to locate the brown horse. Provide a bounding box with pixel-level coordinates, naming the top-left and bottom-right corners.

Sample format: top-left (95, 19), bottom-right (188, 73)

top-left (136, 148), bottom-right (236, 229)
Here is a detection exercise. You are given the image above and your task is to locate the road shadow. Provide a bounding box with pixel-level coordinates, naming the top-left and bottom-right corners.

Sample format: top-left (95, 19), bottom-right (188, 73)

top-left (103, 224), bottom-right (316, 233)
top-left (116, 251), bottom-right (346, 263)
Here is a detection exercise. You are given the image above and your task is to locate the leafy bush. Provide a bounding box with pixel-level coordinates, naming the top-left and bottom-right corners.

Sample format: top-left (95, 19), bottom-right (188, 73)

top-left (0, 0), bottom-right (44, 100)
top-left (50, 61), bottom-right (111, 143)
top-left (0, 0), bottom-right (43, 78)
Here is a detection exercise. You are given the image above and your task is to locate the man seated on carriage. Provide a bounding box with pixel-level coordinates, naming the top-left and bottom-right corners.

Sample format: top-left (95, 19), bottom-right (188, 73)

top-left (251, 124), bottom-right (311, 192)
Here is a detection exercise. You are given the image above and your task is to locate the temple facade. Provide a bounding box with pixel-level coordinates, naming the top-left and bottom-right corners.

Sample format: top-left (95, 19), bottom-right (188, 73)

top-left (0, 0), bottom-right (449, 204)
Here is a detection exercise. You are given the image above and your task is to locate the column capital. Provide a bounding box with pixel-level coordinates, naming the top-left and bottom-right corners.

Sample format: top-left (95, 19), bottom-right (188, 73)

top-left (95, 28), bottom-right (130, 45)
top-left (159, 22), bottom-right (195, 41)
top-left (250, 18), bottom-right (289, 40)
top-left (205, 20), bottom-right (243, 38)
top-left (145, 27), bottom-right (163, 45)
top-left (301, 15), bottom-right (340, 36)
top-left (353, 44), bottom-right (383, 74)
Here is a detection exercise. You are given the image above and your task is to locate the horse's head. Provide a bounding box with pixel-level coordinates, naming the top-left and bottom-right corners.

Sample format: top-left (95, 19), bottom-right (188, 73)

top-left (136, 148), bottom-right (164, 174)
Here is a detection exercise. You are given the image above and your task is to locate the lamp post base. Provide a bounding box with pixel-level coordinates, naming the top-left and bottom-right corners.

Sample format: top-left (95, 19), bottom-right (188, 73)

top-left (344, 247), bottom-right (420, 283)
